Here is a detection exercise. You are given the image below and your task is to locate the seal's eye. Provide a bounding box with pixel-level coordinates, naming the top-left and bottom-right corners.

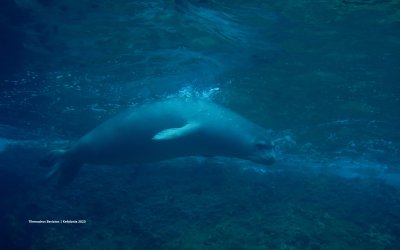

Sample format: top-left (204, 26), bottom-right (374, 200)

top-left (255, 141), bottom-right (274, 150)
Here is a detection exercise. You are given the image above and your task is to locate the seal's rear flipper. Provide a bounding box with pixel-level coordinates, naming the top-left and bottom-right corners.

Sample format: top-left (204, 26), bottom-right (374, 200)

top-left (40, 150), bottom-right (82, 186)
top-left (39, 150), bottom-right (66, 168)
top-left (54, 160), bottom-right (82, 186)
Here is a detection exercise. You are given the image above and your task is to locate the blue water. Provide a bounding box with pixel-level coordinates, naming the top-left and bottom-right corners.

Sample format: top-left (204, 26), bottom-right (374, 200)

top-left (1, 0), bottom-right (399, 249)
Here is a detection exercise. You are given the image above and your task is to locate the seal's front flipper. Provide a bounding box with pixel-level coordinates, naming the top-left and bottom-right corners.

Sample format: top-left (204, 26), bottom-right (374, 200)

top-left (152, 122), bottom-right (200, 140)
top-left (40, 150), bottom-right (82, 186)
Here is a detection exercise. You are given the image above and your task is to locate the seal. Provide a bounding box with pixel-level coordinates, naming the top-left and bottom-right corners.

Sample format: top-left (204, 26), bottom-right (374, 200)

top-left (41, 98), bottom-right (276, 185)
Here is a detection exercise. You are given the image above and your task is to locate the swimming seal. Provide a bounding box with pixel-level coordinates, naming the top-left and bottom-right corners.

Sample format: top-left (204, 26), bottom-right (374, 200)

top-left (41, 98), bottom-right (276, 186)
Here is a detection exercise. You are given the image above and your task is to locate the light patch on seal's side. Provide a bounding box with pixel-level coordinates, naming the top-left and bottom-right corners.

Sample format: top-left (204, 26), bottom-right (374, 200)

top-left (152, 122), bottom-right (200, 140)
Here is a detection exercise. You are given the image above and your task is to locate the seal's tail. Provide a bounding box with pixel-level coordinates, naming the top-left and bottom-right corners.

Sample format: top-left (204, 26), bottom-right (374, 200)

top-left (39, 150), bottom-right (82, 186)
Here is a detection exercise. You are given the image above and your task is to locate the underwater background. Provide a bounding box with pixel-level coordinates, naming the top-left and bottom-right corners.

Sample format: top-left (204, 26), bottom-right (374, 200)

top-left (1, 0), bottom-right (400, 249)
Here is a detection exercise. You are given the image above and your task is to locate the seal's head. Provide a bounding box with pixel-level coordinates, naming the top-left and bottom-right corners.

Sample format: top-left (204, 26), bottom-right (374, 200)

top-left (248, 139), bottom-right (276, 165)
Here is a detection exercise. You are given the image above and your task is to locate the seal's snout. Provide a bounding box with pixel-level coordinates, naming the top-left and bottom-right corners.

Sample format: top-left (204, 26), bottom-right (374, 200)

top-left (263, 152), bottom-right (276, 165)
top-left (250, 140), bottom-right (276, 165)
top-left (261, 148), bottom-right (276, 165)
top-left (267, 142), bottom-right (277, 164)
